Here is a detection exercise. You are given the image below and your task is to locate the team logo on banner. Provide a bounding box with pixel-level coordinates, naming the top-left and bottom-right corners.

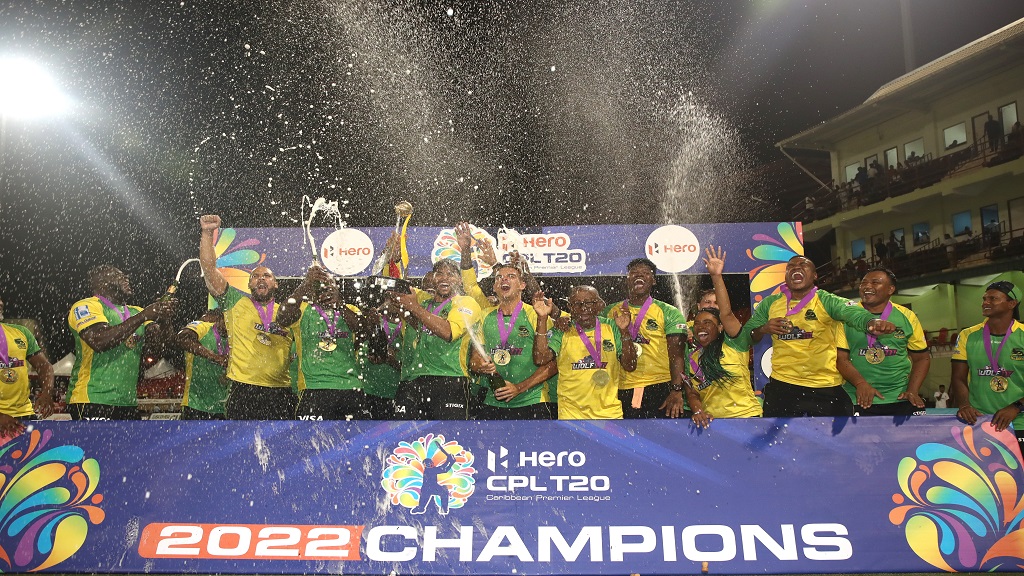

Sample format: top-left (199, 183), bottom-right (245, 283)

top-left (645, 225), bottom-right (700, 273)
top-left (889, 423), bottom-right (1024, 572)
top-left (320, 228), bottom-right (374, 275)
top-left (433, 227), bottom-right (497, 277)
top-left (0, 429), bottom-right (104, 572)
top-left (381, 433), bottom-right (476, 515)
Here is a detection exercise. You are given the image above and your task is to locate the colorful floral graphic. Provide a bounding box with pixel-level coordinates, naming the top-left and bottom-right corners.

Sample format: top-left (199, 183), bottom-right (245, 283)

top-left (745, 222), bottom-right (804, 305)
top-left (889, 424), bottom-right (1024, 572)
top-left (0, 429), bottom-right (104, 572)
top-left (209, 228), bottom-right (267, 306)
top-left (381, 433), bottom-right (476, 514)
top-left (432, 226), bottom-right (497, 278)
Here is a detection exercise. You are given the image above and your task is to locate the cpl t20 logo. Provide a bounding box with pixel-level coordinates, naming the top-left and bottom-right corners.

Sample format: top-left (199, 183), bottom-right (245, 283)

top-left (381, 433), bottom-right (476, 515)
top-left (0, 429), bottom-right (104, 572)
top-left (890, 424), bottom-right (1024, 572)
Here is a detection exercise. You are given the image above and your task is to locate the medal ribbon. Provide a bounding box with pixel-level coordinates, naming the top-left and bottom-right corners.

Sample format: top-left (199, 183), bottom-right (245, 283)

top-left (96, 295), bottom-right (131, 323)
top-left (382, 313), bottom-right (400, 344)
top-left (574, 319), bottom-right (605, 369)
top-left (779, 285), bottom-right (818, 317)
top-left (689, 354), bottom-right (704, 385)
top-left (420, 298), bottom-right (452, 336)
top-left (251, 298), bottom-right (276, 333)
top-left (983, 321), bottom-right (1013, 375)
top-left (627, 297), bottom-right (654, 341)
top-left (0, 326), bottom-right (9, 366)
top-left (865, 301), bottom-right (893, 349)
top-left (497, 301), bottom-right (524, 349)
top-left (312, 304), bottom-right (340, 340)
top-left (212, 326), bottom-right (229, 356)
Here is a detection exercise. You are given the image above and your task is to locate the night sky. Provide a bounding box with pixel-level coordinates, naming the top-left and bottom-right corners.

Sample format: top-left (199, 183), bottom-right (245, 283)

top-left (2, 0), bottom-right (1024, 355)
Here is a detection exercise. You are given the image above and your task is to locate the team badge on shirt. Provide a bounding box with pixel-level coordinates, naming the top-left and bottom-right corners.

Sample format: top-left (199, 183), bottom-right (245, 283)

top-left (74, 305), bottom-right (92, 320)
top-left (517, 326), bottom-right (530, 338)
top-left (804, 310), bottom-right (818, 321)
top-left (14, 338), bottom-right (26, 349)
top-left (646, 318), bottom-right (659, 331)
top-left (1012, 348), bottom-right (1024, 361)
top-left (892, 329), bottom-right (906, 340)
top-left (602, 339), bottom-right (614, 352)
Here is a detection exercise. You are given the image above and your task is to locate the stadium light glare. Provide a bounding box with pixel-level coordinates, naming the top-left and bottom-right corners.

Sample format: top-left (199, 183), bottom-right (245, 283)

top-left (0, 57), bottom-right (71, 120)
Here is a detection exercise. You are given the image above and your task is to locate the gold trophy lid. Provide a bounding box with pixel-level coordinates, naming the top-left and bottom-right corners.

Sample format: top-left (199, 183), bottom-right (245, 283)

top-left (395, 201), bottom-right (414, 217)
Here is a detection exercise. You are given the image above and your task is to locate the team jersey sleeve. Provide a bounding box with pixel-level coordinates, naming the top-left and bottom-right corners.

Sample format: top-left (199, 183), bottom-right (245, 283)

top-left (951, 330), bottom-right (968, 362)
top-left (15, 325), bottom-right (41, 357)
top-left (215, 285), bottom-right (245, 311)
top-left (836, 322), bottom-right (850, 351)
top-left (743, 293), bottom-right (778, 332)
top-left (660, 301), bottom-right (688, 336)
top-left (68, 299), bottom-right (109, 333)
top-left (609, 321), bottom-right (624, 356)
top-left (446, 296), bottom-right (481, 341)
top-left (186, 321), bottom-right (213, 340)
top-left (819, 289), bottom-right (874, 331)
top-left (600, 302), bottom-right (618, 320)
top-left (723, 330), bottom-right (752, 353)
top-left (461, 269), bottom-right (491, 311)
top-left (905, 310), bottom-right (929, 352)
top-left (547, 327), bottom-right (564, 356)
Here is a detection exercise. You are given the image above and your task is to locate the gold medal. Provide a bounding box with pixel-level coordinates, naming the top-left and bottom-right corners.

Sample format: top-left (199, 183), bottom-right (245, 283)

top-left (256, 333), bottom-right (272, 345)
top-left (865, 346), bottom-right (885, 365)
top-left (592, 370), bottom-right (611, 387)
top-left (318, 339), bottom-right (338, 352)
top-left (633, 342), bottom-right (643, 358)
top-left (0, 369), bottom-right (17, 384)
top-left (492, 349), bottom-right (511, 366)
top-left (990, 374), bottom-right (1009, 392)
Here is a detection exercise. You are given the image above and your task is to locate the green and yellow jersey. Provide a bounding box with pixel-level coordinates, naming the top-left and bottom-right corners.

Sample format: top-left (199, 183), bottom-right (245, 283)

top-left (475, 303), bottom-right (550, 409)
top-left (0, 323), bottom-right (41, 417)
top-left (181, 321), bottom-right (228, 414)
top-left (401, 293), bottom-right (481, 380)
top-left (743, 288), bottom-right (878, 388)
top-left (841, 302), bottom-right (929, 405)
top-left (688, 332), bottom-right (761, 418)
top-left (291, 303), bottom-right (362, 392)
top-left (547, 318), bottom-right (624, 419)
top-left (952, 319), bottom-right (1024, 431)
top-left (68, 297), bottom-right (147, 406)
top-left (216, 286), bottom-right (296, 388)
top-left (603, 298), bottom-right (687, 389)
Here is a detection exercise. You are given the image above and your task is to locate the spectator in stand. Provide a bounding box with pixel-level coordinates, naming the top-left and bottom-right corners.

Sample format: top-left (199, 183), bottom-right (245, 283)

top-left (844, 259), bottom-right (857, 288)
top-left (854, 167), bottom-right (869, 194)
top-left (984, 113), bottom-right (1003, 152)
top-left (933, 384), bottom-right (949, 409)
top-left (855, 257), bottom-right (868, 278)
top-left (804, 196), bottom-right (816, 221)
top-left (1009, 121), bottom-right (1022, 152)
top-left (907, 151), bottom-right (920, 166)
top-left (886, 234), bottom-right (900, 260)
top-left (944, 234), bottom-right (957, 268)
top-left (985, 219), bottom-right (1001, 248)
top-left (874, 239), bottom-right (888, 266)
top-left (838, 183), bottom-right (852, 210)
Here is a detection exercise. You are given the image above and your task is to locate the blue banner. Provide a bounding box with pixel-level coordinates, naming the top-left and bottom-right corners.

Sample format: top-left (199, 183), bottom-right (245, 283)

top-left (6, 417), bottom-right (1022, 574)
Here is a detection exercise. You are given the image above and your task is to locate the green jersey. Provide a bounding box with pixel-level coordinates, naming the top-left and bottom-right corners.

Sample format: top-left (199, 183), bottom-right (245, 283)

top-left (952, 319), bottom-right (1024, 431)
top-left (182, 321), bottom-right (228, 414)
top-left (841, 302), bottom-right (929, 404)
top-left (291, 303), bottom-right (362, 391)
top-left (401, 294), bottom-right (481, 380)
top-left (477, 303), bottom-right (547, 409)
top-left (68, 296), bottom-right (148, 406)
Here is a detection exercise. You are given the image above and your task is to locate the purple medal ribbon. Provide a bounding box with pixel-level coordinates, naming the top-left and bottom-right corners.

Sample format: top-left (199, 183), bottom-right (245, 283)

top-left (251, 297), bottom-right (276, 333)
top-left (497, 302), bottom-right (524, 348)
top-left (0, 326), bottom-right (9, 367)
top-left (212, 326), bottom-right (228, 356)
top-left (865, 301), bottom-right (893, 349)
top-left (779, 285), bottom-right (818, 317)
top-left (382, 313), bottom-right (400, 344)
top-left (574, 320), bottom-right (605, 369)
top-left (689, 355), bottom-right (704, 385)
top-left (311, 304), bottom-right (340, 340)
top-left (420, 298), bottom-right (452, 336)
top-left (96, 295), bottom-right (131, 323)
top-left (627, 297), bottom-right (654, 341)
top-left (983, 322), bottom-right (1012, 375)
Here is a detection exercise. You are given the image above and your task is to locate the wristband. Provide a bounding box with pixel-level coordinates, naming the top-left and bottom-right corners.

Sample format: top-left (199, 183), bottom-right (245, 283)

top-left (1013, 399), bottom-right (1024, 412)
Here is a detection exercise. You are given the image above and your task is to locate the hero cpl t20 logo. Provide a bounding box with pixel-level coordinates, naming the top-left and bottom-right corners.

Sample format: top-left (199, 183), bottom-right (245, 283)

top-left (381, 434), bottom-right (476, 515)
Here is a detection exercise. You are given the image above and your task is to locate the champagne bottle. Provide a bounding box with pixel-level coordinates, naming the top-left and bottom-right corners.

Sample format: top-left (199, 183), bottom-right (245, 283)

top-left (159, 281), bottom-right (179, 302)
top-left (488, 373), bottom-right (506, 392)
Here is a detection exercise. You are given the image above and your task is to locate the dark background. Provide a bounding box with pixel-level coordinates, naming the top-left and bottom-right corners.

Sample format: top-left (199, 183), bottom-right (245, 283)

top-left (2, 0), bottom-right (1024, 357)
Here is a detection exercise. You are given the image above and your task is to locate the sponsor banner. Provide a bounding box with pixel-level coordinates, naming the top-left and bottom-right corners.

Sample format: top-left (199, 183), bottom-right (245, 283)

top-left (10, 418), bottom-right (1022, 574)
top-left (227, 222), bottom-right (801, 279)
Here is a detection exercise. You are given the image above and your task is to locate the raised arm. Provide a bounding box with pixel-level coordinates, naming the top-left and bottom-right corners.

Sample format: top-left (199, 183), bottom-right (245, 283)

top-left (703, 246), bottom-right (741, 338)
top-left (199, 215), bottom-right (228, 297)
top-left (532, 291), bottom-right (556, 365)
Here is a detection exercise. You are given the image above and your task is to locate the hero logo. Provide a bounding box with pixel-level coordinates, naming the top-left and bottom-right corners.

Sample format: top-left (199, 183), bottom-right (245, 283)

top-left (485, 446), bottom-right (609, 494)
top-left (645, 225), bottom-right (700, 273)
top-left (320, 228), bottom-right (374, 276)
